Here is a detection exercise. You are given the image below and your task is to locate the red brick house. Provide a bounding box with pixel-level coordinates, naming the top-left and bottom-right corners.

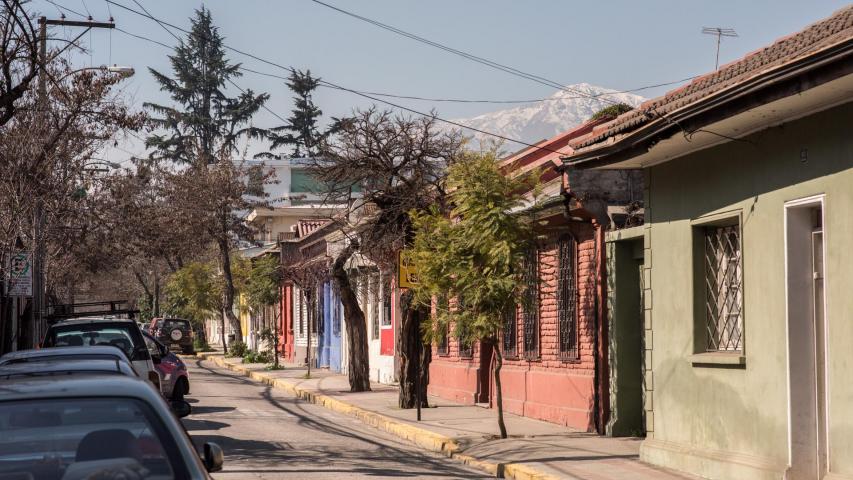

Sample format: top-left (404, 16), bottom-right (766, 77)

top-left (428, 120), bottom-right (644, 433)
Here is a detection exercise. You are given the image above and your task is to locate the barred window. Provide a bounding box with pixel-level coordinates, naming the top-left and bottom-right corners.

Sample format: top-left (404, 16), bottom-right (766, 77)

top-left (370, 274), bottom-right (380, 339)
top-left (382, 278), bottom-right (392, 327)
top-left (502, 304), bottom-right (518, 359)
top-left (436, 295), bottom-right (449, 355)
top-left (522, 246), bottom-right (540, 360)
top-left (558, 235), bottom-right (578, 361)
top-left (296, 288), bottom-right (304, 335)
top-left (704, 225), bottom-right (743, 351)
top-left (316, 284), bottom-right (325, 335)
top-left (332, 294), bottom-right (341, 336)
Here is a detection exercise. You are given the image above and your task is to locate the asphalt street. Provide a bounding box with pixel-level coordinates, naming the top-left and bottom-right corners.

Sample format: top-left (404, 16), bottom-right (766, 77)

top-left (182, 358), bottom-right (489, 479)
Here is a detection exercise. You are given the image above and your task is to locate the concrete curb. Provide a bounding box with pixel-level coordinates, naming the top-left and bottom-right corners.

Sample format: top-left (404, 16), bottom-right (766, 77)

top-left (193, 352), bottom-right (561, 480)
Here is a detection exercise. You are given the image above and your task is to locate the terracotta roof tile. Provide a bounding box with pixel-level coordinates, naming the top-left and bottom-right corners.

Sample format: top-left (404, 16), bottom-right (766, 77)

top-left (571, 5), bottom-right (853, 149)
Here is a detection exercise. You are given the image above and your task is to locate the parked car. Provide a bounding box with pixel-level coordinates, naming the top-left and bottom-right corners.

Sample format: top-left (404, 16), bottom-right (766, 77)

top-left (150, 317), bottom-right (195, 354)
top-left (0, 358), bottom-right (137, 379)
top-left (143, 331), bottom-right (190, 400)
top-left (0, 345), bottom-right (133, 368)
top-left (0, 373), bottom-right (221, 479)
top-left (41, 318), bottom-right (161, 391)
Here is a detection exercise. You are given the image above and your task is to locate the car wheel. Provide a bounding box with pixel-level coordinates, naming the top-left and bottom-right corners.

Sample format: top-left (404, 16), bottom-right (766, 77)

top-left (172, 377), bottom-right (188, 401)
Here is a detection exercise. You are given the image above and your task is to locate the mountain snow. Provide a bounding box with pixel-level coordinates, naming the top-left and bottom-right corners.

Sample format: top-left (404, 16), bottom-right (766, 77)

top-left (449, 83), bottom-right (645, 147)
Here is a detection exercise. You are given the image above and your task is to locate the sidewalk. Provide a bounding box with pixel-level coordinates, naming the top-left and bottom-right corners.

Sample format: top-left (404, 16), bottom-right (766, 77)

top-left (193, 351), bottom-right (698, 480)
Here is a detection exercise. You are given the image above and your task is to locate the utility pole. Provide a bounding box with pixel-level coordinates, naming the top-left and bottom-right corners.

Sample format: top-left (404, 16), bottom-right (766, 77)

top-left (31, 16), bottom-right (115, 348)
top-left (702, 27), bottom-right (738, 70)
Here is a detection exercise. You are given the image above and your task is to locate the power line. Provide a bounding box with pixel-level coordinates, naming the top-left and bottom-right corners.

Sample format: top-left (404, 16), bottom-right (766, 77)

top-left (305, 0), bottom-right (621, 105)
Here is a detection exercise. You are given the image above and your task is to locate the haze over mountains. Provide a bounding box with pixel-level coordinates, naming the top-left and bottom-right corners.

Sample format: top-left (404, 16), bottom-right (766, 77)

top-left (450, 83), bottom-right (645, 147)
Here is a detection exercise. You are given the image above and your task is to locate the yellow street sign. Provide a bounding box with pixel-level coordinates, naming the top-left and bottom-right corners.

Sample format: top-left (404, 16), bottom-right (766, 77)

top-left (398, 250), bottom-right (419, 289)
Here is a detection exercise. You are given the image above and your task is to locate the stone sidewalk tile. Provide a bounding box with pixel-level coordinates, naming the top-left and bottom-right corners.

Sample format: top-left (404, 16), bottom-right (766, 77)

top-left (191, 352), bottom-right (698, 480)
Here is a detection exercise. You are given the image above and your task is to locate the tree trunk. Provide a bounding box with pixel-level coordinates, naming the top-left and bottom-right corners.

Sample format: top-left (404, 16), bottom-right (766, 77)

top-left (493, 336), bottom-right (508, 439)
top-left (153, 270), bottom-right (161, 317)
top-left (273, 306), bottom-right (280, 368)
top-left (220, 308), bottom-right (228, 354)
top-left (398, 289), bottom-right (430, 408)
top-left (332, 242), bottom-right (370, 392)
top-left (218, 237), bottom-right (242, 340)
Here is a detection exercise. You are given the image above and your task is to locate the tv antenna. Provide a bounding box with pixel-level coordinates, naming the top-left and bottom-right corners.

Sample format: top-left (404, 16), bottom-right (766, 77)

top-left (702, 27), bottom-right (738, 70)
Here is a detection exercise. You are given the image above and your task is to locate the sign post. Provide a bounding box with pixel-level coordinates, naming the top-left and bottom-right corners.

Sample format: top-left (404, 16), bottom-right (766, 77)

top-left (8, 252), bottom-right (32, 297)
top-left (398, 250), bottom-right (422, 420)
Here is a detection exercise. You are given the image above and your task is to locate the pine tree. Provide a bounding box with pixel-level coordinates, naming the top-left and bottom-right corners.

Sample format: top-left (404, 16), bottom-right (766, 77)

top-left (143, 7), bottom-right (270, 345)
top-left (145, 7), bottom-right (268, 166)
top-left (260, 69), bottom-right (326, 159)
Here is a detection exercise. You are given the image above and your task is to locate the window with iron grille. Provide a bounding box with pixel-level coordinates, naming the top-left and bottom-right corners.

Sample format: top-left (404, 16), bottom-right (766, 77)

top-left (558, 235), bottom-right (578, 361)
top-left (522, 246), bottom-right (540, 360)
top-left (371, 274), bottom-right (380, 339)
top-left (704, 225), bottom-right (743, 351)
top-left (502, 304), bottom-right (518, 359)
top-left (332, 293), bottom-right (341, 336)
top-left (382, 278), bottom-right (392, 327)
top-left (297, 288), bottom-right (304, 335)
top-left (436, 295), bottom-right (449, 355)
top-left (316, 283), bottom-right (325, 335)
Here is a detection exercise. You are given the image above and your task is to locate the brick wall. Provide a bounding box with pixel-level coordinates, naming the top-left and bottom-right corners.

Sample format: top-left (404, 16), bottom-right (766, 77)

top-left (428, 221), bottom-right (599, 430)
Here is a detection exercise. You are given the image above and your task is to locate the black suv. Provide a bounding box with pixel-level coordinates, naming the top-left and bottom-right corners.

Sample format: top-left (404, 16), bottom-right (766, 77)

top-left (149, 317), bottom-right (195, 354)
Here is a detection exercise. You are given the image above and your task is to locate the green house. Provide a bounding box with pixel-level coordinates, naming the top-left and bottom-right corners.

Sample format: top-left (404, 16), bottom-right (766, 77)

top-left (563, 6), bottom-right (853, 480)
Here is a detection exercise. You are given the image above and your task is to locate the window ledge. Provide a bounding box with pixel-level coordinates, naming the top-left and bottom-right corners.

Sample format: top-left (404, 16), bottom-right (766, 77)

top-left (690, 352), bottom-right (746, 367)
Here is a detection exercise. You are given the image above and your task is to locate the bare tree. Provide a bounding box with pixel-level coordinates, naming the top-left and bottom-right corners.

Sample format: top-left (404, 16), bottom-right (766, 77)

top-left (0, 0), bottom-right (38, 127)
top-left (312, 108), bottom-right (462, 398)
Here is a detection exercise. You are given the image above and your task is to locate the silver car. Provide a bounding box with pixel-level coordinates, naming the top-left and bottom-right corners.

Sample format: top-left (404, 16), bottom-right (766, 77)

top-left (0, 373), bottom-right (222, 479)
top-left (0, 345), bottom-right (133, 368)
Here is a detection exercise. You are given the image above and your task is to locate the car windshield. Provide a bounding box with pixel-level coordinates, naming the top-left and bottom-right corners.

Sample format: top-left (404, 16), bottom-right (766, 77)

top-left (0, 397), bottom-right (183, 480)
top-left (43, 324), bottom-right (146, 361)
top-left (161, 320), bottom-right (189, 330)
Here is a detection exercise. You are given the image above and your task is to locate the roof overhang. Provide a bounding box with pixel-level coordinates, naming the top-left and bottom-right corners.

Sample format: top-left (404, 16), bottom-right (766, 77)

top-left (564, 39), bottom-right (853, 169)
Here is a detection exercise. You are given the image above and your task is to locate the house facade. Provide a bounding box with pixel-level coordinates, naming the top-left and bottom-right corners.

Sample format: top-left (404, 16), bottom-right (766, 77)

top-left (428, 123), bottom-right (644, 432)
top-left (564, 7), bottom-right (853, 479)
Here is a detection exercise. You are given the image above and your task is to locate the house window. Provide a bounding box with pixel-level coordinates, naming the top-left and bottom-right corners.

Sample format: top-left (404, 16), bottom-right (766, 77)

top-left (558, 235), bottom-right (578, 361)
top-left (296, 288), bottom-right (304, 335)
top-left (370, 274), bottom-right (380, 339)
top-left (704, 225), bottom-right (743, 351)
top-left (436, 295), bottom-right (449, 356)
top-left (316, 284), bottom-right (325, 335)
top-left (382, 278), bottom-right (392, 327)
top-left (522, 246), bottom-right (540, 360)
top-left (502, 304), bottom-right (518, 359)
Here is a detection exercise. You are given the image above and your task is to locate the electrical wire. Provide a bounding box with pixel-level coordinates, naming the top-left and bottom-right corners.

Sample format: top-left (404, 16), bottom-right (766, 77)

top-left (305, 0), bottom-right (623, 105)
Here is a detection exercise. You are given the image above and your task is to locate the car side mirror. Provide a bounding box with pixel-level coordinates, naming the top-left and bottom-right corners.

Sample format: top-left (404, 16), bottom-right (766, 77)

top-left (203, 442), bottom-right (224, 472)
top-left (171, 399), bottom-right (192, 418)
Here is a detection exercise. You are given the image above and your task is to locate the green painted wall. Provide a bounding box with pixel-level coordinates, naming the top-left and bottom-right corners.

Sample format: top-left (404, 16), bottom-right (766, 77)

top-left (642, 101), bottom-right (853, 478)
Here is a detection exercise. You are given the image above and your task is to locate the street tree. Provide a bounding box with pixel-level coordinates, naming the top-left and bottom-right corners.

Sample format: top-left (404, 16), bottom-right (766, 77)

top-left (258, 69), bottom-right (330, 159)
top-left (144, 7), bottom-right (269, 342)
top-left (409, 150), bottom-right (537, 439)
top-left (0, 0), bottom-right (39, 126)
top-left (312, 108), bottom-right (462, 397)
top-left (244, 254), bottom-right (282, 368)
top-left (163, 261), bottom-right (219, 342)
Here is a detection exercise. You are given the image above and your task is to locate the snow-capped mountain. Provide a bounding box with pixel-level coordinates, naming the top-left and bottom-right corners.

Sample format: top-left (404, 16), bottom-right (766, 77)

top-left (450, 83), bottom-right (645, 147)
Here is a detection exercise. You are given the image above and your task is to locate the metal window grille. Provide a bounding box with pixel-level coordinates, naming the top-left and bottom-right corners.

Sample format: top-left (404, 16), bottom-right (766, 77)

top-left (317, 284), bottom-right (325, 335)
top-left (557, 235), bottom-right (578, 361)
top-left (382, 278), bottom-right (392, 327)
top-left (704, 225), bottom-right (743, 351)
top-left (502, 304), bottom-right (518, 358)
top-left (371, 274), bottom-right (380, 339)
top-left (297, 289), bottom-right (304, 335)
top-left (522, 247), bottom-right (540, 360)
top-left (332, 294), bottom-right (341, 336)
top-left (436, 295), bottom-right (449, 355)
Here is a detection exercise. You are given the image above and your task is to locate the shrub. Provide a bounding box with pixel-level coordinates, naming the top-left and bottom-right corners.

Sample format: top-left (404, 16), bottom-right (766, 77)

top-left (193, 337), bottom-right (213, 352)
top-left (243, 349), bottom-right (272, 364)
top-left (228, 340), bottom-right (248, 358)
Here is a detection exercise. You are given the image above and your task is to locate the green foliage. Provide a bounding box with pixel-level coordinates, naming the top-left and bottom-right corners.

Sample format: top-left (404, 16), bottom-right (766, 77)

top-left (163, 262), bottom-right (219, 324)
top-left (257, 70), bottom-right (330, 159)
top-left (590, 103), bottom-right (633, 122)
top-left (245, 256), bottom-right (282, 310)
top-left (145, 7), bottom-right (269, 165)
top-left (193, 337), bottom-right (213, 353)
top-left (227, 340), bottom-right (248, 358)
top-left (243, 349), bottom-right (272, 364)
top-left (410, 150), bottom-right (536, 345)
top-left (136, 295), bottom-right (154, 323)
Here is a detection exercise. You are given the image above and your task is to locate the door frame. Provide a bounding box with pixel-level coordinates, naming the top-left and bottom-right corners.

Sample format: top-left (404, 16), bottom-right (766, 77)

top-left (783, 193), bottom-right (830, 473)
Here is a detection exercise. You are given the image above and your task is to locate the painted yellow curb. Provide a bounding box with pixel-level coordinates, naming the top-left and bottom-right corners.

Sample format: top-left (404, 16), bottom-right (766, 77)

top-left (195, 352), bottom-right (561, 480)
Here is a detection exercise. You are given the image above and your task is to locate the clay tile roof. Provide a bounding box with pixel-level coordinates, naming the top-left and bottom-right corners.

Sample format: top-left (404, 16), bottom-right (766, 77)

top-left (571, 5), bottom-right (853, 150)
top-left (297, 218), bottom-right (327, 237)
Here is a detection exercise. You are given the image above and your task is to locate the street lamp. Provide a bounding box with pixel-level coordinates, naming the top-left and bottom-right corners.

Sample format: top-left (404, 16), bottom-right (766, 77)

top-left (56, 65), bottom-right (135, 82)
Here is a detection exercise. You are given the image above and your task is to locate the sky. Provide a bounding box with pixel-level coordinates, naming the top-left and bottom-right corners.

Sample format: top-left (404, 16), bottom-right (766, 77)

top-left (31, 0), bottom-right (852, 163)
